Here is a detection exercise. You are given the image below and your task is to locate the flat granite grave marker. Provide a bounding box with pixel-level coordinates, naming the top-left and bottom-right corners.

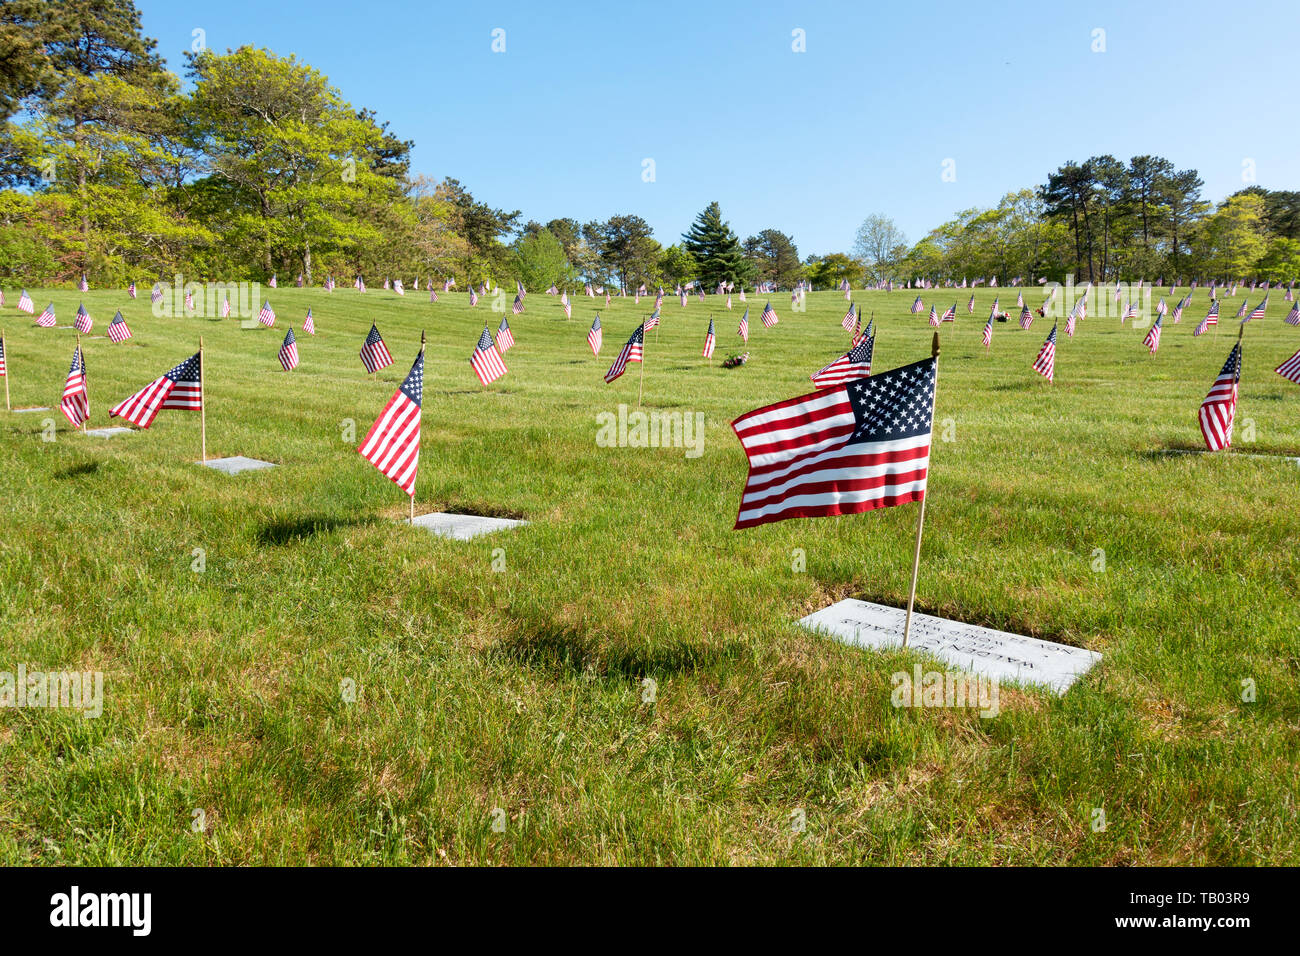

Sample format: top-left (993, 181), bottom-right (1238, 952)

top-left (12, 407), bottom-right (51, 413)
top-left (84, 427), bottom-right (133, 438)
top-left (199, 455), bottom-right (276, 475)
top-left (799, 598), bottom-right (1101, 694)
top-left (409, 512), bottom-right (528, 541)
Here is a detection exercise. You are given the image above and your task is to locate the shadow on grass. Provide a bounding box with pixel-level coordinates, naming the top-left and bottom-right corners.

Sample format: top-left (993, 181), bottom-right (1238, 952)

top-left (496, 622), bottom-right (745, 681)
top-left (437, 501), bottom-right (528, 520)
top-left (54, 460), bottom-right (101, 479)
top-left (1143, 441), bottom-right (1300, 460)
top-left (254, 513), bottom-right (379, 545)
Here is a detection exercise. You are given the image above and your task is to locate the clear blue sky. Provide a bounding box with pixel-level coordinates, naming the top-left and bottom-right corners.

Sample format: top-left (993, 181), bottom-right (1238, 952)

top-left (138, 0), bottom-right (1299, 257)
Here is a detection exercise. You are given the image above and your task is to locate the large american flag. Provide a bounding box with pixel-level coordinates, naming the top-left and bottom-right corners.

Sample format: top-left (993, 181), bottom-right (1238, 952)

top-left (74, 303), bottom-right (93, 334)
top-left (738, 308), bottom-right (749, 342)
top-left (731, 355), bottom-right (936, 529)
top-left (60, 345), bottom-right (89, 427)
top-left (36, 302), bottom-right (56, 327)
top-left (1032, 323), bottom-right (1058, 382)
top-left (703, 316), bottom-right (716, 358)
top-left (760, 302), bottom-right (778, 327)
top-left (588, 314), bottom-right (602, 355)
top-left (360, 324), bottom-right (394, 373)
top-left (604, 324), bottom-right (643, 383)
top-left (496, 315), bottom-right (515, 352)
top-left (470, 326), bottom-right (508, 385)
top-left (1194, 301), bottom-right (1219, 336)
top-left (110, 353), bottom-right (202, 427)
top-left (258, 300), bottom-right (276, 327)
top-left (1274, 346), bottom-right (1300, 384)
top-left (278, 327), bottom-right (299, 371)
top-left (810, 335), bottom-right (873, 389)
top-left (1143, 313), bottom-right (1162, 354)
top-left (358, 350), bottom-right (424, 496)
top-left (303, 308), bottom-right (315, 334)
top-left (1199, 342), bottom-right (1241, 451)
top-left (17, 289), bottom-right (33, 313)
top-left (108, 311), bottom-right (132, 342)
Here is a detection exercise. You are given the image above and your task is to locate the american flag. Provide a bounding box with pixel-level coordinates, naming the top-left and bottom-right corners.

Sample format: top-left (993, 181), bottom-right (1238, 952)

top-left (355, 276), bottom-right (366, 292)
top-left (296, 274), bottom-right (304, 288)
top-left (1143, 313), bottom-right (1162, 354)
top-left (1156, 297), bottom-right (1167, 315)
top-left (604, 324), bottom-right (644, 383)
top-left (1123, 301), bottom-right (1138, 322)
top-left (588, 314), bottom-right (602, 355)
top-left (470, 326), bottom-right (508, 385)
top-left (278, 327), bottom-right (300, 371)
top-left (563, 296), bottom-right (572, 319)
top-left (128, 281), bottom-right (137, 299)
top-left (60, 345), bottom-right (89, 428)
top-left (74, 303), bottom-right (93, 334)
top-left (150, 285), bottom-right (163, 305)
top-left (703, 316), bottom-right (716, 358)
top-left (928, 304), bottom-right (939, 327)
top-left (982, 310), bottom-right (994, 347)
top-left (1019, 304), bottom-right (1034, 329)
top-left (17, 289), bottom-right (33, 313)
top-left (325, 275), bottom-right (336, 292)
top-left (496, 315), bottom-right (515, 352)
top-left (810, 335), bottom-right (873, 389)
top-left (680, 290), bottom-right (688, 307)
top-left (303, 309), bottom-right (315, 334)
top-left (731, 354), bottom-right (936, 529)
top-left (360, 324), bottom-right (394, 373)
top-left (1032, 323), bottom-right (1058, 383)
top-left (512, 291), bottom-right (524, 314)
top-left (941, 304), bottom-right (956, 323)
top-left (393, 279), bottom-right (405, 296)
top-left (269, 274), bottom-right (277, 289)
top-left (184, 290), bottom-right (194, 311)
top-left (1285, 302), bottom-right (1300, 326)
top-left (258, 300), bottom-right (276, 327)
top-left (36, 302), bottom-right (56, 327)
top-left (1235, 298), bottom-right (1249, 318)
top-left (358, 350), bottom-right (424, 497)
top-left (738, 308), bottom-right (749, 342)
top-left (107, 310), bottom-right (132, 342)
top-left (0, 333), bottom-right (5, 376)
top-left (911, 295), bottom-right (924, 314)
top-left (842, 302), bottom-right (856, 331)
top-left (656, 291), bottom-right (664, 310)
top-left (1199, 342), bottom-right (1241, 451)
top-left (1247, 296), bottom-right (1267, 322)
top-left (109, 352), bottom-right (202, 427)
top-left (78, 274), bottom-right (88, 292)
top-left (1274, 346), bottom-right (1300, 384)
top-left (429, 288), bottom-right (438, 303)
top-left (221, 295), bottom-right (231, 318)
top-left (1194, 301), bottom-right (1219, 336)
top-left (469, 288), bottom-right (479, 307)
top-left (644, 307), bottom-right (661, 330)
top-left (760, 302), bottom-right (778, 327)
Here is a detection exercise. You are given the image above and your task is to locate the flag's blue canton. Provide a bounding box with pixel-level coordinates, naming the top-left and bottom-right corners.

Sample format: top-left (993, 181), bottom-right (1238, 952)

top-left (476, 327), bottom-right (495, 351)
top-left (167, 355), bottom-right (201, 382)
top-left (283, 328), bottom-right (296, 345)
top-left (846, 357), bottom-right (936, 442)
top-left (591, 315), bottom-right (601, 331)
top-left (400, 353), bottom-right (425, 405)
top-left (365, 326), bottom-right (383, 345)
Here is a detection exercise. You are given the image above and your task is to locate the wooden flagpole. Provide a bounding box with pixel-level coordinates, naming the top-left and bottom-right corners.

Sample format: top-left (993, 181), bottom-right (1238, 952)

top-left (412, 329), bottom-right (425, 523)
top-left (199, 336), bottom-right (207, 461)
top-left (2, 330), bottom-right (8, 412)
top-left (902, 331), bottom-right (941, 650)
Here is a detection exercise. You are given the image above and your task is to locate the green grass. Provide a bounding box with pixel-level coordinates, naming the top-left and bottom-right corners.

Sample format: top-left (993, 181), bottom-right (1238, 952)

top-left (1, 284), bottom-right (1298, 865)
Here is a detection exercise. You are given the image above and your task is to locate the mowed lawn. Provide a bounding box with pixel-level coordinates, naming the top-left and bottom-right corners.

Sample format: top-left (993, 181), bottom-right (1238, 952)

top-left (1, 283), bottom-right (1297, 866)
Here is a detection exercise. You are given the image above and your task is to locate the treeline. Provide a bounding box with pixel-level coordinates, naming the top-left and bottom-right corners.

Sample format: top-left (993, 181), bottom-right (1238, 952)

top-left (1, 2), bottom-right (1296, 292)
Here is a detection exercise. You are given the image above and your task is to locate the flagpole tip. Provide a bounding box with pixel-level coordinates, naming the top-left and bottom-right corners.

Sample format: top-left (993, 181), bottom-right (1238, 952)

top-left (931, 331), bottom-right (940, 357)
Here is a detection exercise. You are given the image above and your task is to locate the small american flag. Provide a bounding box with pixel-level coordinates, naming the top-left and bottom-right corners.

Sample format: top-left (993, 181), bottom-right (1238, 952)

top-left (17, 289), bottom-right (33, 313)
top-left (470, 288), bottom-right (479, 306)
top-left (760, 302), bottom-right (778, 328)
top-left (1235, 298), bottom-right (1249, 318)
top-left (356, 276), bottom-right (366, 292)
top-left (1274, 346), bottom-right (1300, 384)
top-left (967, 294), bottom-right (975, 314)
top-left (326, 275), bottom-right (336, 292)
top-left (679, 290), bottom-right (688, 307)
top-left (279, 327), bottom-right (300, 371)
top-left (1246, 296), bottom-right (1267, 322)
top-left (842, 303), bottom-right (856, 331)
top-left (0, 333), bottom-right (5, 376)
top-left (1123, 301), bottom-right (1138, 322)
top-left (110, 352), bottom-right (202, 427)
top-left (703, 317), bottom-right (716, 358)
top-left (810, 335), bottom-right (873, 389)
top-left (1285, 302), bottom-right (1300, 326)
top-left (982, 310), bottom-right (994, 348)
top-left (184, 290), bottom-right (194, 311)
top-left (358, 350), bottom-right (424, 496)
top-left (512, 292), bottom-right (524, 314)
top-left (258, 300), bottom-right (276, 327)
top-left (496, 316), bottom-right (515, 352)
top-left (941, 303), bottom-right (956, 323)
top-left (470, 326), bottom-right (508, 385)
top-left (928, 305), bottom-right (939, 327)
top-left (738, 308), bottom-right (749, 342)
top-left (36, 302), bottom-right (56, 327)
top-left (644, 307), bottom-right (661, 330)
top-left (60, 345), bottom-right (89, 427)
top-left (107, 311), bottom-right (132, 342)
top-left (221, 295), bottom-right (231, 318)
top-left (78, 274), bottom-right (88, 292)
top-left (429, 288), bottom-right (438, 303)
top-left (726, 294), bottom-right (732, 311)
top-left (910, 295), bottom-right (924, 314)
top-left (732, 354), bottom-right (936, 529)
top-left (1143, 313), bottom-right (1162, 354)
top-left (1199, 342), bottom-right (1241, 451)
top-left (74, 303), bottom-right (93, 334)
top-left (269, 274), bottom-right (277, 289)
top-left (393, 279), bottom-right (405, 296)
top-left (303, 309), bottom-right (315, 334)
top-left (1019, 304), bottom-right (1033, 330)
top-left (588, 314), bottom-right (602, 355)
top-left (1032, 323), bottom-right (1058, 383)
top-left (150, 285), bottom-right (163, 305)
top-left (1194, 301), bottom-right (1218, 336)
top-left (563, 296), bottom-right (572, 319)
top-left (604, 324), bottom-right (643, 384)
top-left (360, 324), bottom-right (394, 373)
top-left (296, 274), bottom-right (304, 288)
top-left (128, 281), bottom-right (137, 299)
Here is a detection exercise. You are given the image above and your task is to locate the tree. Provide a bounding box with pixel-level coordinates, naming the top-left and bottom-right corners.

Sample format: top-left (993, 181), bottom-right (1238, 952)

top-left (1160, 168), bottom-right (1206, 277)
top-left (1194, 194), bottom-right (1268, 279)
top-left (682, 201), bottom-right (745, 289)
top-left (852, 214), bottom-right (907, 280)
top-left (657, 244), bottom-right (697, 288)
top-left (804, 252), bottom-right (858, 289)
top-left (744, 228), bottom-right (802, 287)
top-left (435, 177), bottom-right (519, 282)
top-left (511, 227), bottom-right (570, 292)
top-left (585, 214), bottom-right (659, 291)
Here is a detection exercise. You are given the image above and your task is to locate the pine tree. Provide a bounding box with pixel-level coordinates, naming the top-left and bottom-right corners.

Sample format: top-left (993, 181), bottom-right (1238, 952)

top-left (682, 201), bottom-right (746, 289)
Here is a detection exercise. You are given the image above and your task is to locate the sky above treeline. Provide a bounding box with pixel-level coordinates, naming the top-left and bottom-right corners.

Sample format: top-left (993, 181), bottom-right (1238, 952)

top-left (137, 0), bottom-right (1300, 256)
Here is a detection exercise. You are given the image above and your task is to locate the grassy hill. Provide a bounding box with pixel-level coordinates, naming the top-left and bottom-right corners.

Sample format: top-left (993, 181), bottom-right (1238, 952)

top-left (1, 283), bottom-right (1297, 864)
